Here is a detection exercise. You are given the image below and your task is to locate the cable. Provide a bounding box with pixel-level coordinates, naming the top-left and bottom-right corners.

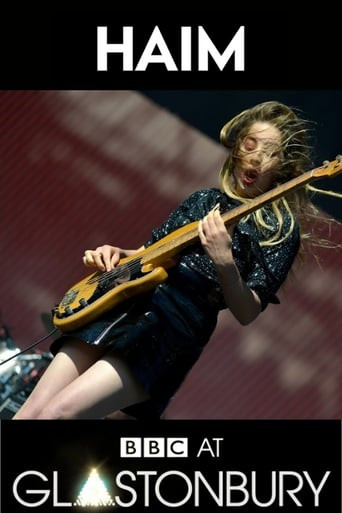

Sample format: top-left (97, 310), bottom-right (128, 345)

top-left (0, 328), bottom-right (58, 367)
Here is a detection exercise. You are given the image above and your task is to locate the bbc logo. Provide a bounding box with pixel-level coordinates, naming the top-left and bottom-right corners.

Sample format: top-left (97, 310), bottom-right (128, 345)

top-left (120, 437), bottom-right (188, 458)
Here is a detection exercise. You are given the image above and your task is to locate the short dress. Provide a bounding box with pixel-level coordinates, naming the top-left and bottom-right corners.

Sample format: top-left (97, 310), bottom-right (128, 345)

top-left (50, 188), bottom-right (300, 418)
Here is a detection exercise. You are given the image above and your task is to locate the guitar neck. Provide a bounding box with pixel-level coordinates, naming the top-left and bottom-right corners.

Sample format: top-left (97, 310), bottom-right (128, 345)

top-left (139, 166), bottom-right (325, 267)
top-left (221, 167), bottom-right (315, 225)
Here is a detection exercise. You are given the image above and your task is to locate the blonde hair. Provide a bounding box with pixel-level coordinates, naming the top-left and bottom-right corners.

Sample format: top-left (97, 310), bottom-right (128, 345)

top-left (218, 101), bottom-right (341, 248)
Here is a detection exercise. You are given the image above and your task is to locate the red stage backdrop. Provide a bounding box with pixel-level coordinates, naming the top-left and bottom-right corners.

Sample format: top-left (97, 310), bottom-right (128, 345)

top-left (1, 91), bottom-right (341, 418)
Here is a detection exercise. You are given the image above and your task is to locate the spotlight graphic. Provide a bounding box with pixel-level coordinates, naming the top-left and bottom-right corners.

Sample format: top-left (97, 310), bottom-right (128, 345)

top-left (75, 468), bottom-right (114, 507)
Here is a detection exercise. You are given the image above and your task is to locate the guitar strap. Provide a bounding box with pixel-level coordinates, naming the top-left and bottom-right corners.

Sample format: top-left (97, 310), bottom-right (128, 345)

top-left (93, 311), bottom-right (129, 345)
top-left (92, 300), bottom-right (139, 345)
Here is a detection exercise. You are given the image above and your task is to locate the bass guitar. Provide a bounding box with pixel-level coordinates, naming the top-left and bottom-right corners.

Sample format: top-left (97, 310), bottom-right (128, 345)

top-left (53, 157), bottom-right (342, 332)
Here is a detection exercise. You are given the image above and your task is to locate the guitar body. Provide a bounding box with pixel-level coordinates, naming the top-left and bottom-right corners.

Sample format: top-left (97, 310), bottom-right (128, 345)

top-left (52, 157), bottom-right (342, 333)
top-left (53, 265), bottom-right (169, 332)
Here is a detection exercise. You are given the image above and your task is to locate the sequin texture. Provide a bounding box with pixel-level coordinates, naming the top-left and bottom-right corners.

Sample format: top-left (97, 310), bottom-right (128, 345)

top-left (145, 188), bottom-right (300, 310)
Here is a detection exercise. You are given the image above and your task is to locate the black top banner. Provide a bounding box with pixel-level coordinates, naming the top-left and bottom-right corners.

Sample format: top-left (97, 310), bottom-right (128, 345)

top-left (0, 11), bottom-right (341, 89)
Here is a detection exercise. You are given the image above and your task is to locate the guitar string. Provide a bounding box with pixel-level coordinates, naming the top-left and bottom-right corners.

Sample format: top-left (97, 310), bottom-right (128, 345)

top-left (87, 222), bottom-right (202, 286)
top-left (87, 239), bottom-right (181, 286)
top-left (87, 256), bottom-right (144, 285)
top-left (88, 259), bottom-right (140, 284)
top-left (86, 221), bottom-right (211, 288)
top-left (87, 213), bottom-right (227, 287)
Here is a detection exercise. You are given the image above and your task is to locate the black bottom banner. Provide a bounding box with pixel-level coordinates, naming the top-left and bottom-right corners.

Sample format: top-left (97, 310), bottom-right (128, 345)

top-left (1, 419), bottom-right (340, 512)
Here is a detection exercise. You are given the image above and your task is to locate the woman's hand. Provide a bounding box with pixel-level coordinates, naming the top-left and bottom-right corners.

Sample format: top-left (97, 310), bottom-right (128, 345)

top-left (199, 208), bottom-right (261, 325)
top-left (83, 245), bottom-right (121, 272)
top-left (198, 209), bottom-right (235, 267)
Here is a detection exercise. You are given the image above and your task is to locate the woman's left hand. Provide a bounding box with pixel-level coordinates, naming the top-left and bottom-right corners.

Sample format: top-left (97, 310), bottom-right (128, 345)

top-left (198, 209), bottom-right (235, 267)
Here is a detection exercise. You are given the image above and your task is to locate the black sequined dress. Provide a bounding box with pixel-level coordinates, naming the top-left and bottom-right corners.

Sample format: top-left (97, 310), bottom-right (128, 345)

top-left (51, 188), bottom-right (300, 418)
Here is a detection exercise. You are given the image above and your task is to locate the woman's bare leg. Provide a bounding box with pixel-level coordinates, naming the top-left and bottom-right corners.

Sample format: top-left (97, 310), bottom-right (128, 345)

top-left (13, 338), bottom-right (106, 419)
top-left (36, 354), bottom-right (149, 419)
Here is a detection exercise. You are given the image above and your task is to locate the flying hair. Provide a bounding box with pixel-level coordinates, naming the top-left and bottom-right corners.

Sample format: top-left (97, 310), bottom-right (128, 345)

top-left (218, 101), bottom-right (342, 249)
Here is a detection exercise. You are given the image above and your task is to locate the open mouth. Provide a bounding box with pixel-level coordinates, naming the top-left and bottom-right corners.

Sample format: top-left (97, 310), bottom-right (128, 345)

top-left (242, 169), bottom-right (258, 185)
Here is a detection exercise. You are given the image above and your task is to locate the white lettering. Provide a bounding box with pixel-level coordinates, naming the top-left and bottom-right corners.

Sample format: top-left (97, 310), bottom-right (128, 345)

top-left (97, 26), bottom-right (133, 71)
top-left (279, 471), bottom-right (303, 507)
top-left (53, 471), bottom-right (72, 507)
top-left (181, 26), bottom-right (192, 70)
top-left (97, 26), bottom-right (245, 71)
top-left (155, 471), bottom-right (192, 507)
top-left (13, 471), bottom-right (50, 508)
top-left (198, 25), bottom-right (245, 71)
top-left (136, 26), bottom-right (177, 71)
top-left (195, 470), bottom-right (223, 506)
top-left (226, 471), bottom-right (249, 506)
top-left (115, 470), bottom-right (138, 507)
top-left (251, 470), bottom-right (277, 507)
top-left (303, 470), bottom-right (331, 507)
top-left (196, 437), bottom-right (223, 457)
top-left (137, 471), bottom-right (159, 507)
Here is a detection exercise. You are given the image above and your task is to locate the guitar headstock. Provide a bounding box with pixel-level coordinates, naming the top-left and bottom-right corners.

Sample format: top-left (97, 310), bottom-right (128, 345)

top-left (312, 155), bottom-right (342, 178)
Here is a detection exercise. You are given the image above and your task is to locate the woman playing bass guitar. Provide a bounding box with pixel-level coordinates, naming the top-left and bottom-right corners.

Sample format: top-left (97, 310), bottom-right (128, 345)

top-left (13, 101), bottom-right (341, 420)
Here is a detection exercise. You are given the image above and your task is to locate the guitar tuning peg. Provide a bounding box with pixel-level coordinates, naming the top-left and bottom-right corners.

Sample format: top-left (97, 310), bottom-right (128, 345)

top-left (336, 154), bottom-right (342, 161)
top-left (322, 160), bottom-right (330, 166)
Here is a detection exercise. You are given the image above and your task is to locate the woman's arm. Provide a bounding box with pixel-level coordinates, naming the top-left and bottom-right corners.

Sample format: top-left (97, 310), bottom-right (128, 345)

top-left (198, 209), bottom-right (261, 325)
top-left (83, 244), bottom-right (145, 272)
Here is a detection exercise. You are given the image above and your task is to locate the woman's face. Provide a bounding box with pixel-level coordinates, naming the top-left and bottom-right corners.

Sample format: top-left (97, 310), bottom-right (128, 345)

top-left (232, 121), bottom-right (283, 198)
